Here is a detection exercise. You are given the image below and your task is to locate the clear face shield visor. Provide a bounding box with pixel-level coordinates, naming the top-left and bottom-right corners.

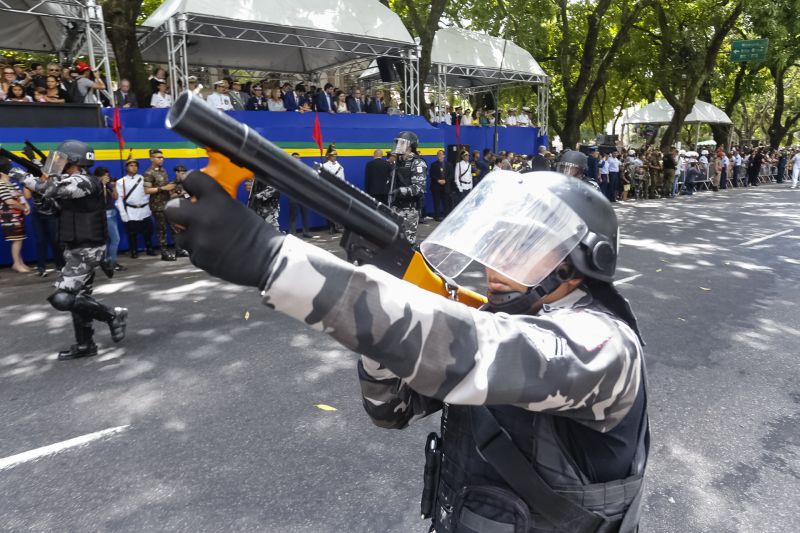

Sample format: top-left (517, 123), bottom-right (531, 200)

top-left (43, 150), bottom-right (69, 176)
top-left (555, 161), bottom-right (584, 178)
top-left (420, 170), bottom-right (589, 287)
top-left (392, 138), bottom-right (413, 156)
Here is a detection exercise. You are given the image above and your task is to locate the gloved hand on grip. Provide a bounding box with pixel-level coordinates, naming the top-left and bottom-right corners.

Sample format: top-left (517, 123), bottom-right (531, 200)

top-left (165, 171), bottom-right (284, 289)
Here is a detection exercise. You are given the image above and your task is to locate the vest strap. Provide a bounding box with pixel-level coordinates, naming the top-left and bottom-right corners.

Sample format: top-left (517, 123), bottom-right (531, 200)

top-left (472, 406), bottom-right (605, 533)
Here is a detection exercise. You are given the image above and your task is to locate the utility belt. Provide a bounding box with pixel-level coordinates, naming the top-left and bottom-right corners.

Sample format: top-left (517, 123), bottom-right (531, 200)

top-left (126, 203), bottom-right (149, 209)
top-left (392, 197), bottom-right (419, 209)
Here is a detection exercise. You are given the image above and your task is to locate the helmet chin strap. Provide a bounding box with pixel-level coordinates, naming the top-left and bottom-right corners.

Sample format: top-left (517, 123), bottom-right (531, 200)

top-left (486, 266), bottom-right (572, 315)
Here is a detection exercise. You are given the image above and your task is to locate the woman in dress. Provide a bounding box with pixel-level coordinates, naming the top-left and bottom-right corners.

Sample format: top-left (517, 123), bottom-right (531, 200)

top-left (334, 92), bottom-right (349, 113)
top-left (0, 161), bottom-right (32, 272)
top-left (267, 88), bottom-right (286, 111)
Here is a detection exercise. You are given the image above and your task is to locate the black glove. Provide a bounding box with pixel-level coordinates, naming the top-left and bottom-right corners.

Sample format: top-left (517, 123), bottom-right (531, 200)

top-left (165, 171), bottom-right (284, 289)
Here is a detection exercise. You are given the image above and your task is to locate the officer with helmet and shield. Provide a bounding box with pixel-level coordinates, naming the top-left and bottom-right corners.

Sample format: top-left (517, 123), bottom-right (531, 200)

top-left (23, 140), bottom-right (128, 360)
top-left (165, 163), bottom-right (649, 532)
top-left (388, 131), bottom-right (427, 244)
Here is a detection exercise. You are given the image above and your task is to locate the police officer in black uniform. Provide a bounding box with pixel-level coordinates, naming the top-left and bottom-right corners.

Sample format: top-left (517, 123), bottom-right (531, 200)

top-left (388, 131), bottom-right (427, 244)
top-left (23, 140), bottom-right (128, 360)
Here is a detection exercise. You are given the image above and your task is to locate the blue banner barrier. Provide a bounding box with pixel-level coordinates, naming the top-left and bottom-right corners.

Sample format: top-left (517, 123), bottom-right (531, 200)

top-left (435, 124), bottom-right (547, 155)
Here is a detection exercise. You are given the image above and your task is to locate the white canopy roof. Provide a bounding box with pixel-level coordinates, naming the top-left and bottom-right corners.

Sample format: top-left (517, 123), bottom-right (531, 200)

top-left (625, 99), bottom-right (732, 125)
top-left (1, 0), bottom-right (88, 54)
top-left (431, 27), bottom-right (546, 79)
top-left (140, 0), bottom-right (415, 72)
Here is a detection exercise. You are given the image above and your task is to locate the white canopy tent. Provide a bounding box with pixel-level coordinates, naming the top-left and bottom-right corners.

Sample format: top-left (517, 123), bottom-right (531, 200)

top-left (0, 0), bottom-right (114, 105)
top-left (624, 99), bottom-right (732, 148)
top-left (625, 99), bottom-right (732, 125)
top-left (139, 0), bottom-right (421, 113)
top-left (361, 27), bottom-right (549, 128)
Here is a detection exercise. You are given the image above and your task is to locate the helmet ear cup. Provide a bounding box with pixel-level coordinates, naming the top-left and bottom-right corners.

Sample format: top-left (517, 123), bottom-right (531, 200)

top-left (591, 241), bottom-right (616, 273)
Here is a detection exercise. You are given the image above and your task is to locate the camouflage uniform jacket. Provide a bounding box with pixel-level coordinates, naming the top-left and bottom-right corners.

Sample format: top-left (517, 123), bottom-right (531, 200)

top-left (23, 170), bottom-right (98, 202)
top-left (263, 236), bottom-right (643, 433)
top-left (393, 156), bottom-right (427, 200)
top-left (143, 166), bottom-right (170, 211)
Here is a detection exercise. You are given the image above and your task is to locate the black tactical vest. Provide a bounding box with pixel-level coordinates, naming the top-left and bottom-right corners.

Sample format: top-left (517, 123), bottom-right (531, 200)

top-left (59, 173), bottom-right (107, 246)
top-left (432, 399), bottom-right (648, 533)
top-left (392, 156), bottom-right (422, 208)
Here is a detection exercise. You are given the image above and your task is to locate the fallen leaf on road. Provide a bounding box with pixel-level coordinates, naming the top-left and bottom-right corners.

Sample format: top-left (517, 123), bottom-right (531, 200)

top-left (656, 268), bottom-right (662, 273)
top-left (244, 311), bottom-right (250, 321)
top-left (314, 404), bottom-right (337, 412)
top-left (677, 317), bottom-right (686, 322)
top-left (699, 287), bottom-right (711, 291)
top-left (659, 258), bottom-right (670, 263)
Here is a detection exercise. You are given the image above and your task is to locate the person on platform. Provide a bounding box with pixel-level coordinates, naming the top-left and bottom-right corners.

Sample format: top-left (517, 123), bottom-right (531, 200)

top-left (516, 106), bottom-right (531, 126)
top-left (334, 92), bottom-right (349, 113)
top-left (245, 85), bottom-right (268, 111)
top-left (366, 89), bottom-right (386, 114)
top-left (114, 78), bottom-right (138, 108)
top-left (142, 149), bottom-right (176, 261)
top-left (267, 88), bottom-right (286, 112)
top-left (228, 80), bottom-right (246, 110)
top-left (316, 83), bottom-right (335, 113)
top-left (150, 79), bottom-right (172, 108)
top-left (283, 83), bottom-right (305, 112)
top-left (23, 141), bottom-right (127, 360)
top-left (206, 80), bottom-right (233, 111)
top-left (346, 88), bottom-right (367, 113)
top-left (364, 149), bottom-right (392, 205)
top-left (73, 62), bottom-right (104, 104)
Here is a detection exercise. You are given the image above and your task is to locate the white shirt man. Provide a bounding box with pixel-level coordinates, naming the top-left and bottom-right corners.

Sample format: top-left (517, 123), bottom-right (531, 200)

top-left (516, 109), bottom-right (531, 127)
top-left (322, 155), bottom-right (346, 181)
top-left (206, 81), bottom-right (233, 111)
top-left (460, 113), bottom-right (472, 126)
top-left (607, 154), bottom-right (620, 173)
top-left (454, 159), bottom-right (473, 193)
top-left (115, 170), bottom-right (151, 223)
top-left (505, 109), bottom-right (518, 127)
top-left (791, 150), bottom-right (800, 188)
top-left (733, 152), bottom-right (742, 168)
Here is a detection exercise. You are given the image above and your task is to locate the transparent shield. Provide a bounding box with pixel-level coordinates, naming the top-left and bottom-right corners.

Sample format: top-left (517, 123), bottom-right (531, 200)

top-left (420, 170), bottom-right (588, 287)
top-left (43, 150), bottom-right (68, 176)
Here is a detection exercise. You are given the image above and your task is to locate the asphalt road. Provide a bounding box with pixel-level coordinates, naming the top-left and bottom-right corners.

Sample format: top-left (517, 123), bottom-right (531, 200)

top-left (1, 184), bottom-right (798, 532)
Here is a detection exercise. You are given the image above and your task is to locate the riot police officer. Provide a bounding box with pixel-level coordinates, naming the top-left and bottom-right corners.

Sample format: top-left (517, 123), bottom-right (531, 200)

top-left (23, 140), bottom-right (128, 360)
top-left (165, 165), bottom-right (649, 533)
top-left (388, 131), bottom-right (427, 244)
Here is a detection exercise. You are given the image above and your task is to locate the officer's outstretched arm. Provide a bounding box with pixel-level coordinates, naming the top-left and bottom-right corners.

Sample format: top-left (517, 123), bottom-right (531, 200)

top-left (167, 172), bottom-right (642, 433)
top-left (23, 173), bottom-right (95, 199)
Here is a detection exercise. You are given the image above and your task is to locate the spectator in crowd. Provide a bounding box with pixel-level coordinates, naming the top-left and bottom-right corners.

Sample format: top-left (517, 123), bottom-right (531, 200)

top-left (505, 107), bottom-right (518, 126)
top-left (305, 85), bottom-right (317, 111)
top-left (245, 85), bottom-right (268, 110)
top-left (32, 86), bottom-right (48, 103)
top-left (149, 67), bottom-right (167, 95)
top-left (607, 151), bottom-right (621, 202)
top-left (207, 80), bottom-right (233, 111)
top-left (150, 79), bottom-right (172, 108)
top-left (73, 62), bottom-right (105, 104)
top-left (22, 161), bottom-right (64, 277)
top-left (790, 148), bottom-right (800, 189)
top-left (531, 146), bottom-right (550, 171)
top-left (364, 149), bottom-right (392, 205)
top-left (40, 75), bottom-right (68, 103)
top-left (429, 150), bottom-right (450, 220)
top-left (283, 83), bottom-right (305, 112)
top-left (316, 83), bottom-right (335, 113)
top-left (29, 63), bottom-right (47, 90)
top-left (1, 66), bottom-right (17, 99)
top-left (471, 150), bottom-right (489, 184)
top-left (228, 80), bottom-right (246, 110)
top-left (347, 88), bottom-right (366, 113)
top-left (267, 88), bottom-right (286, 111)
top-left (460, 109), bottom-right (472, 126)
top-left (367, 89), bottom-right (386, 114)
top-left (11, 63), bottom-right (32, 88)
top-left (598, 153), bottom-right (609, 195)
top-left (59, 66), bottom-right (74, 94)
top-left (776, 149), bottom-right (787, 184)
top-left (517, 106), bottom-right (531, 127)
top-left (5, 82), bottom-right (32, 102)
top-left (187, 76), bottom-right (203, 98)
top-left (0, 159), bottom-right (31, 272)
top-left (114, 78), bottom-right (138, 108)
top-left (45, 63), bottom-right (60, 82)
top-left (731, 148), bottom-right (742, 187)
top-left (453, 150), bottom-right (473, 204)
top-left (94, 166), bottom-right (125, 272)
top-left (719, 149), bottom-right (730, 190)
top-left (116, 158), bottom-right (154, 258)
top-left (280, 82), bottom-right (293, 97)
top-left (334, 92), bottom-right (349, 113)
top-left (478, 109), bottom-right (490, 126)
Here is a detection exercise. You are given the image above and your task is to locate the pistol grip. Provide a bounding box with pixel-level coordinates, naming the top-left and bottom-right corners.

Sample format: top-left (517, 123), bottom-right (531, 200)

top-left (202, 149), bottom-right (254, 198)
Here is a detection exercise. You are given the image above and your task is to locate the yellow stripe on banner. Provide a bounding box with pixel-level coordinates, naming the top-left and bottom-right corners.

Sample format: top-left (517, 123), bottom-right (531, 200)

top-left (10, 146), bottom-right (442, 162)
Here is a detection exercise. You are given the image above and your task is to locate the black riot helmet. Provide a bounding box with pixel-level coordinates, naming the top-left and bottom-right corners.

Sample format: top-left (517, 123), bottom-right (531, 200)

top-left (556, 149), bottom-right (588, 178)
top-left (392, 131), bottom-right (418, 156)
top-left (43, 139), bottom-right (95, 175)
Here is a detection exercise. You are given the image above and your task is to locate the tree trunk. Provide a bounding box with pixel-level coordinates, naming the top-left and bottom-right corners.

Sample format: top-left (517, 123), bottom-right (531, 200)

top-left (660, 104), bottom-right (690, 150)
top-left (401, 0), bottom-right (449, 117)
top-left (104, 0), bottom-right (150, 107)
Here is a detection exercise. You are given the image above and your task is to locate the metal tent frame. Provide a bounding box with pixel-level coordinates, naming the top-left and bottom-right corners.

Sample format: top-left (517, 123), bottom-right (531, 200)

top-left (0, 0), bottom-right (115, 106)
top-left (138, 13), bottom-right (420, 114)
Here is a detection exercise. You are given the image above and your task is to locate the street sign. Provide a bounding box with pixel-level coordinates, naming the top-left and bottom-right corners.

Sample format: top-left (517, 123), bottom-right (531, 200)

top-left (730, 39), bottom-right (768, 62)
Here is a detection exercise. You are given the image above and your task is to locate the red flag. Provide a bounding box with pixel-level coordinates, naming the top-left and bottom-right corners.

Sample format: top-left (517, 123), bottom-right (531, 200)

top-left (112, 107), bottom-right (125, 151)
top-left (454, 119), bottom-right (461, 147)
top-left (312, 112), bottom-right (324, 158)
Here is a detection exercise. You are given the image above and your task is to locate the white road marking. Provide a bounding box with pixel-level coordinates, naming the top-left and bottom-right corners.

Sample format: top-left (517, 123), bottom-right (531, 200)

top-left (739, 229), bottom-right (793, 247)
top-left (614, 274), bottom-right (642, 286)
top-left (0, 425), bottom-right (129, 472)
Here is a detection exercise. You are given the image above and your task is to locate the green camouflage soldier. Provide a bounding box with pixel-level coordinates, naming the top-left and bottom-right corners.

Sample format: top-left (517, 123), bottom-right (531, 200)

top-left (166, 169), bottom-right (650, 533)
top-left (645, 148), bottom-right (662, 199)
top-left (170, 165), bottom-right (190, 257)
top-left (143, 148), bottom-right (176, 260)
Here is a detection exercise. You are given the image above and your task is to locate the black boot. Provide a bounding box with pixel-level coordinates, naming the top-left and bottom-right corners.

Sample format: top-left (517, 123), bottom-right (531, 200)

top-left (58, 314), bottom-right (97, 361)
top-left (174, 248), bottom-right (189, 258)
top-left (130, 248), bottom-right (139, 259)
top-left (145, 246), bottom-right (156, 256)
top-left (108, 307), bottom-right (128, 343)
top-left (161, 251), bottom-right (176, 261)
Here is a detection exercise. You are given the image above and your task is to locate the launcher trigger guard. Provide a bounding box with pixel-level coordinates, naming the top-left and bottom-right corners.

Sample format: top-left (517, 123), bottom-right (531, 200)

top-left (202, 149), bottom-right (254, 198)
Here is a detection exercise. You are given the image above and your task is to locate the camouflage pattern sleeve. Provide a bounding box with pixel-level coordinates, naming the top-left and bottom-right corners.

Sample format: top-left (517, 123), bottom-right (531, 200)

top-left (410, 158), bottom-right (427, 197)
top-left (357, 356), bottom-right (443, 429)
top-left (262, 236), bottom-right (643, 432)
top-left (23, 173), bottom-right (96, 200)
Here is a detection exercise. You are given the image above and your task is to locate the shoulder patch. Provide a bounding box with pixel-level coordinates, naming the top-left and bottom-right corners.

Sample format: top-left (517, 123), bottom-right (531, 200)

top-left (550, 310), bottom-right (613, 352)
